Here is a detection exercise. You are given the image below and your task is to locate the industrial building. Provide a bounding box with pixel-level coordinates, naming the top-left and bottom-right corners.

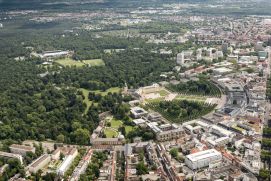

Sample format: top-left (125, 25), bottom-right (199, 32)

top-left (0, 151), bottom-right (23, 165)
top-left (57, 155), bottom-right (74, 176)
top-left (9, 144), bottom-right (35, 156)
top-left (28, 154), bottom-right (51, 174)
top-left (51, 148), bottom-right (61, 160)
top-left (185, 149), bottom-right (222, 170)
top-left (38, 50), bottom-right (71, 59)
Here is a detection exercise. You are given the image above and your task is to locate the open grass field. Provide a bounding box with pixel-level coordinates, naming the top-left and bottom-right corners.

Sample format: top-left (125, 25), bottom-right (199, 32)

top-left (144, 92), bottom-right (206, 104)
top-left (91, 87), bottom-right (121, 96)
top-left (159, 89), bottom-right (170, 96)
top-left (104, 128), bottom-right (118, 138)
top-left (79, 88), bottom-right (92, 114)
top-left (175, 94), bottom-right (206, 102)
top-left (145, 97), bottom-right (165, 104)
top-left (56, 58), bottom-right (105, 67)
top-left (125, 126), bottom-right (134, 134)
top-left (79, 87), bottom-right (120, 113)
top-left (100, 29), bottom-right (140, 37)
top-left (56, 58), bottom-right (85, 67)
top-left (82, 59), bottom-right (105, 66)
top-left (111, 118), bottom-right (123, 129)
top-left (106, 117), bottom-right (135, 136)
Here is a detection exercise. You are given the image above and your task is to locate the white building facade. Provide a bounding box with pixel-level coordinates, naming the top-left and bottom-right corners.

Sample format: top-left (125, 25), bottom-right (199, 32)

top-left (185, 149), bottom-right (222, 170)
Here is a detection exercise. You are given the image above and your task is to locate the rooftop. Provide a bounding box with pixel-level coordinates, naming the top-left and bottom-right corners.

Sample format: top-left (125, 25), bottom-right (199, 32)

top-left (131, 107), bottom-right (147, 115)
top-left (58, 155), bottom-right (73, 173)
top-left (133, 118), bottom-right (146, 125)
top-left (30, 154), bottom-right (50, 168)
top-left (10, 144), bottom-right (34, 151)
top-left (186, 149), bottom-right (222, 162)
top-left (51, 148), bottom-right (60, 156)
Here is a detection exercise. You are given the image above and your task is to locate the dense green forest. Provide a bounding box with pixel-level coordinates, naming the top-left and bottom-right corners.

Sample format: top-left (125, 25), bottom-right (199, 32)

top-left (0, 157), bottom-right (24, 180)
top-left (47, 49), bottom-right (174, 89)
top-left (0, 23), bottom-right (179, 147)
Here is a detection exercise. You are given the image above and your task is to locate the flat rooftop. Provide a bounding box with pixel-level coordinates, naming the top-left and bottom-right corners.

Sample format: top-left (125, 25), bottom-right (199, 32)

top-left (30, 154), bottom-right (50, 168)
top-left (131, 107), bottom-right (147, 114)
top-left (227, 84), bottom-right (244, 92)
top-left (10, 144), bottom-right (34, 151)
top-left (212, 125), bottom-right (234, 137)
top-left (133, 118), bottom-right (146, 124)
top-left (186, 149), bottom-right (222, 162)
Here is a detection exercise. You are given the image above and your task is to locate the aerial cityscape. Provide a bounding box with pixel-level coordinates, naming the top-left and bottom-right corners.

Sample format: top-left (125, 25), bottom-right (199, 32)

top-left (0, 0), bottom-right (271, 180)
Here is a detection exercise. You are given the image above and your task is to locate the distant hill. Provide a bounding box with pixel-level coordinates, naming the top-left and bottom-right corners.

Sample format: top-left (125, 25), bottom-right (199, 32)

top-left (0, 0), bottom-right (209, 10)
top-left (1, 0), bottom-right (269, 11)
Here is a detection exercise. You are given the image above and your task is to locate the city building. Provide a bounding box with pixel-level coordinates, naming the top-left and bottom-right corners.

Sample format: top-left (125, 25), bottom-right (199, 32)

top-left (57, 155), bottom-right (74, 176)
top-left (258, 51), bottom-right (268, 61)
top-left (37, 50), bottom-right (71, 59)
top-left (177, 50), bottom-right (193, 65)
top-left (222, 43), bottom-right (228, 54)
top-left (132, 118), bottom-right (146, 126)
top-left (0, 151), bottom-right (23, 165)
top-left (211, 125), bottom-right (235, 138)
top-left (130, 107), bottom-right (148, 119)
top-left (90, 137), bottom-right (125, 146)
top-left (57, 148), bottom-right (78, 176)
top-left (136, 83), bottom-right (160, 95)
top-left (255, 42), bottom-right (264, 51)
top-left (28, 154), bottom-right (51, 174)
top-left (148, 123), bottom-right (184, 141)
top-left (213, 67), bottom-right (233, 75)
top-left (70, 149), bottom-right (93, 181)
top-left (9, 144), bottom-right (35, 156)
top-left (147, 112), bottom-right (162, 122)
top-left (207, 136), bottom-right (230, 147)
top-left (185, 149), bottom-right (222, 170)
top-left (51, 148), bottom-right (61, 160)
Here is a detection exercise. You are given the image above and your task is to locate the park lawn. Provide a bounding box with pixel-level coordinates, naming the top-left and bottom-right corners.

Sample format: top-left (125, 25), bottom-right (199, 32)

top-left (56, 58), bottom-right (105, 67)
top-left (101, 29), bottom-right (139, 37)
top-left (79, 87), bottom-right (121, 114)
top-left (91, 87), bottom-right (121, 96)
top-left (159, 89), bottom-right (169, 96)
top-left (104, 128), bottom-right (118, 138)
top-left (145, 97), bottom-right (165, 104)
top-left (79, 88), bottom-right (92, 114)
top-left (175, 95), bottom-right (206, 102)
top-left (125, 126), bottom-right (134, 135)
top-left (56, 58), bottom-right (85, 67)
top-left (82, 59), bottom-right (105, 66)
top-left (111, 118), bottom-right (123, 129)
